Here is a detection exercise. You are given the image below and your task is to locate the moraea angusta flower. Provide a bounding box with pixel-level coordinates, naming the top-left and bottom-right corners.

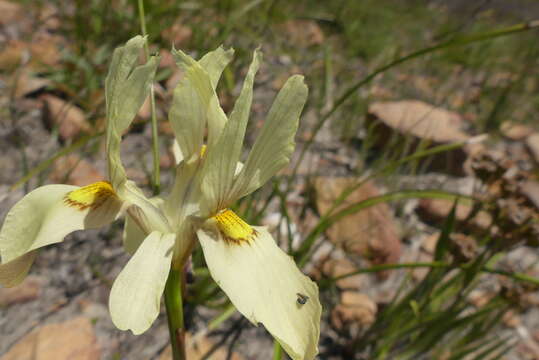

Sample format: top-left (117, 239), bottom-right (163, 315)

top-left (0, 36), bottom-right (321, 360)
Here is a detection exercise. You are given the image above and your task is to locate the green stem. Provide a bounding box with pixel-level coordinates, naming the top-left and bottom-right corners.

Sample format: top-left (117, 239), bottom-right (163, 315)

top-left (272, 340), bottom-right (283, 360)
top-left (137, 0), bottom-right (160, 195)
top-left (164, 268), bottom-right (186, 360)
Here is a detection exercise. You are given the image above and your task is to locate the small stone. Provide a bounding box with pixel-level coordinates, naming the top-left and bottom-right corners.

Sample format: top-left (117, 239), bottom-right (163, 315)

top-left (332, 292), bottom-right (377, 335)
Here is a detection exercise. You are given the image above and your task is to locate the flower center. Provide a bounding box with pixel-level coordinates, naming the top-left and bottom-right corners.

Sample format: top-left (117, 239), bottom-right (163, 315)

top-left (64, 181), bottom-right (117, 211)
top-left (212, 209), bottom-right (257, 245)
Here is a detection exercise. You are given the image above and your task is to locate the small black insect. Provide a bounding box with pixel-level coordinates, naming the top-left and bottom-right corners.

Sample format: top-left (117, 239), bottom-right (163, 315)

top-left (296, 293), bottom-right (309, 305)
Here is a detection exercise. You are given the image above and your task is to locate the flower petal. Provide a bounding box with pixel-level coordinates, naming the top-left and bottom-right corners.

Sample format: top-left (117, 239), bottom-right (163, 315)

top-left (197, 220), bottom-right (320, 360)
top-left (0, 251), bottom-right (37, 287)
top-left (200, 49), bottom-right (262, 213)
top-left (105, 36), bottom-right (159, 190)
top-left (231, 75), bottom-right (308, 199)
top-left (0, 183), bottom-right (122, 264)
top-left (170, 46), bottom-right (234, 160)
top-left (109, 231), bottom-right (175, 335)
top-left (171, 49), bottom-right (228, 153)
top-left (123, 196), bottom-right (165, 255)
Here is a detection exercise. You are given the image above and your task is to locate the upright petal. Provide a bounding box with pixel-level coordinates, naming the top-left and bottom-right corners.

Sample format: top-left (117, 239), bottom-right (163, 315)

top-left (171, 49), bottom-right (228, 152)
top-left (109, 231), bottom-right (175, 335)
top-left (200, 49), bottom-right (262, 213)
top-left (231, 75), bottom-right (308, 199)
top-left (105, 36), bottom-right (159, 190)
top-left (169, 45), bottom-right (234, 161)
top-left (197, 212), bottom-right (320, 360)
top-left (0, 183), bottom-right (122, 264)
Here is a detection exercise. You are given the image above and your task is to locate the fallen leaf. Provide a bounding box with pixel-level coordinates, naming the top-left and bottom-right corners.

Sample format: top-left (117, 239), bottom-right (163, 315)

top-left (368, 100), bottom-right (469, 143)
top-left (0, 276), bottom-right (42, 307)
top-left (416, 198), bottom-right (492, 231)
top-left (0, 0), bottom-right (23, 26)
top-left (49, 154), bottom-right (104, 186)
top-left (500, 121), bottom-right (533, 141)
top-left (313, 177), bottom-right (402, 273)
top-left (41, 94), bottom-right (91, 140)
top-left (161, 23), bottom-right (192, 48)
top-left (526, 133), bottom-right (539, 163)
top-left (12, 68), bottom-right (50, 98)
top-left (0, 317), bottom-right (100, 360)
top-left (280, 20), bottom-right (325, 47)
top-left (332, 292), bottom-right (377, 334)
top-left (159, 332), bottom-right (244, 360)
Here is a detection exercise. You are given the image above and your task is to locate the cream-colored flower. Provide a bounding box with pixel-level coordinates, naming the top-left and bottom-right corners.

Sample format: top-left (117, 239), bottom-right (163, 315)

top-left (161, 48), bottom-right (321, 360)
top-left (0, 36), bottom-right (175, 335)
top-left (0, 37), bottom-right (321, 359)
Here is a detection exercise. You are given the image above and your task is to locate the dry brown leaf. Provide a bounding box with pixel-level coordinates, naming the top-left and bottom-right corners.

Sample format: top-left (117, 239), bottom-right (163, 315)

top-left (320, 257), bottom-right (364, 290)
top-left (49, 154), bottom-right (104, 186)
top-left (0, 317), bottom-right (100, 360)
top-left (368, 100), bottom-right (469, 143)
top-left (159, 332), bottom-right (244, 360)
top-left (500, 121), bottom-right (533, 141)
top-left (280, 20), bottom-right (325, 47)
top-left (0, 276), bottom-right (42, 307)
top-left (332, 292), bottom-right (377, 333)
top-left (0, 0), bottom-right (23, 26)
top-left (526, 133), bottom-right (539, 163)
top-left (161, 23), bottom-right (193, 48)
top-left (12, 69), bottom-right (50, 98)
top-left (41, 94), bottom-right (91, 140)
top-left (416, 198), bottom-right (492, 231)
top-left (313, 177), bottom-right (401, 271)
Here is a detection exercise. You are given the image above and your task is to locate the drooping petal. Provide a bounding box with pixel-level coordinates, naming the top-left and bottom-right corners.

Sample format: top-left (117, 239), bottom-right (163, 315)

top-left (109, 231), bottom-right (175, 335)
top-left (0, 251), bottom-right (37, 287)
top-left (200, 49), bottom-right (262, 213)
top-left (105, 36), bottom-right (159, 190)
top-left (197, 212), bottom-right (321, 360)
top-left (171, 49), bottom-right (228, 152)
top-left (0, 183), bottom-right (122, 264)
top-left (231, 75), bottom-right (308, 200)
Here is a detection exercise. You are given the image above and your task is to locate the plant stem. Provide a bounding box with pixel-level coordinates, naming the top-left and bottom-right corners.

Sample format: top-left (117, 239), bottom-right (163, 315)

top-left (137, 0), bottom-right (161, 195)
top-left (164, 268), bottom-right (186, 360)
top-left (272, 340), bottom-right (283, 360)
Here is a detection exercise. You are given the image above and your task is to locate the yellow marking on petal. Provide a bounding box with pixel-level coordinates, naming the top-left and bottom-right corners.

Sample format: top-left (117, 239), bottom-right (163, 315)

top-left (64, 181), bottom-right (117, 211)
top-left (212, 209), bottom-right (257, 245)
top-left (200, 144), bottom-right (207, 158)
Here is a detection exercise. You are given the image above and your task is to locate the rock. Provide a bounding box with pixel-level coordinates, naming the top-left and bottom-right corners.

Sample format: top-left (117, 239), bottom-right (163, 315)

top-left (526, 133), bottom-right (539, 163)
top-left (0, 276), bottom-right (42, 306)
top-left (416, 198), bottom-right (492, 231)
top-left (49, 154), bottom-right (104, 186)
top-left (332, 292), bottom-right (377, 334)
top-left (41, 95), bottom-right (91, 140)
top-left (313, 177), bottom-right (402, 273)
top-left (0, 317), bottom-right (100, 360)
top-left (159, 332), bottom-right (244, 360)
top-left (500, 121), bottom-right (533, 140)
